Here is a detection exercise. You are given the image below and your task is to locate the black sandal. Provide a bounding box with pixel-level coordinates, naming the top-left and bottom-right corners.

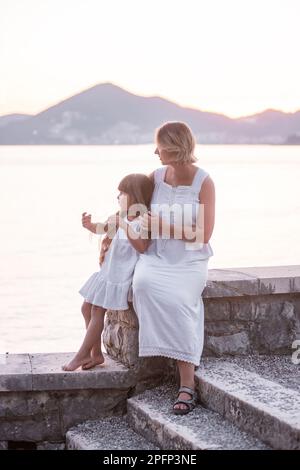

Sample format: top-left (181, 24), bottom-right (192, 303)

top-left (172, 385), bottom-right (197, 415)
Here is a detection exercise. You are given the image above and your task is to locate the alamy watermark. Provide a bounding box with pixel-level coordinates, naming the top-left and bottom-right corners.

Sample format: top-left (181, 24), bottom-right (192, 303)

top-left (291, 340), bottom-right (300, 364)
top-left (93, 201), bottom-right (206, 244)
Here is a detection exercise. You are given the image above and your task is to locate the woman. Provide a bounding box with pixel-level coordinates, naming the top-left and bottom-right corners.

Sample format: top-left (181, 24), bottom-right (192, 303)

top-left (101, 121), bottom-right (215, 415)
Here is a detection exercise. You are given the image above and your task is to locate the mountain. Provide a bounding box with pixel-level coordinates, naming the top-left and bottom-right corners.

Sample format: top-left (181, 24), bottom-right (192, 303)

top-left (0, 113), bottom-right (29, 128)
top-left (0, 83), bottom-right (299, 144)
top-left (285, 133), bottom-right (300, 144)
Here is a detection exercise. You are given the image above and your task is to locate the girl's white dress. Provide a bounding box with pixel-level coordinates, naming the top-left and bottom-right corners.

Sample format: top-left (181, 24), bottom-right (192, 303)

top-left (79, 215), bottom-right (141, 310)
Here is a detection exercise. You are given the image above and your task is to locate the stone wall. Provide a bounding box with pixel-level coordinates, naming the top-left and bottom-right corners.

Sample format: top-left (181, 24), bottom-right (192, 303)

top-left (103, 265), bottom-right (300, 364)
top-left (1, 265), bottom-right (299, 447)
top-left (0, 353), bottom-right (135, 445)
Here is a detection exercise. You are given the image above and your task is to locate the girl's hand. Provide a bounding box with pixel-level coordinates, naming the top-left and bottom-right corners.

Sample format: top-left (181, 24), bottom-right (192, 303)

top-left (82, 212), bottom-right (94, 231)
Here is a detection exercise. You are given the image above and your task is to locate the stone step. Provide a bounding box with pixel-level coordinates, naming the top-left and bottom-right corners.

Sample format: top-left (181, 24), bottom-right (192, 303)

top-left (66, 416), bottom-right (159, 450)
top-left (0, 352), bottom-right (136, 444)
top-left (126, 383), bottom-right (269, 450)
top-left (195, 358), bottom-right (300, 450)
top-left (0, 352), bottom-right (135, 392)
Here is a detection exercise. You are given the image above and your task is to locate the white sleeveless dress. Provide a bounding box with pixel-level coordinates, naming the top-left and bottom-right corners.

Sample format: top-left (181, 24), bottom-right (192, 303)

top-left (132, 165), bottom-right (214, 366)
top-left (79, 215), bottom-right (141, 310)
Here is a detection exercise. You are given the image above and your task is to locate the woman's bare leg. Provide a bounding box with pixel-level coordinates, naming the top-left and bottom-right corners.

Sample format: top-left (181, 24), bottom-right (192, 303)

top-left (173, 360), bottom-right (195, 411)
top-left (81, 301), bottom-right (102, 363)
top-left (62, 305), bottom-right (106, 371)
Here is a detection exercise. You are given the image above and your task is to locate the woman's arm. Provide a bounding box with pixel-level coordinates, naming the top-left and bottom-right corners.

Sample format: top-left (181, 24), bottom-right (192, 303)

top-left (142, 176), bottom-right (215, 243)
top-left (143, 213), bottom-right (202, 243)
top-left (180, 175), bottom-right (215, 242)
top-left (199, 176), bottom-right (215, 243)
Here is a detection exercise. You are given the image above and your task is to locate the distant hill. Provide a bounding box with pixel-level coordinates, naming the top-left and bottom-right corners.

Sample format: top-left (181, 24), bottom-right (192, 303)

top-left (285, 133), bottom-right (300, 144)
top-left (0, 113), bottom-right (29, 128)
top-left (0, 83), bottom-right (299, 144)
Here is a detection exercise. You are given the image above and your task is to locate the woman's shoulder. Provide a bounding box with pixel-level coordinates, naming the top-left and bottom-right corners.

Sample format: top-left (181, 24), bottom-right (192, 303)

top-left (199, 173), bottom-right (215, 198)
top-left (148, 166), bottom-right (166, 185)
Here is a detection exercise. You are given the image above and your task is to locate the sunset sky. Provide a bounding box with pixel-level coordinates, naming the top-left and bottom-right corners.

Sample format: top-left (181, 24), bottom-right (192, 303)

top-left (1, 0), bottom-right (299, 118)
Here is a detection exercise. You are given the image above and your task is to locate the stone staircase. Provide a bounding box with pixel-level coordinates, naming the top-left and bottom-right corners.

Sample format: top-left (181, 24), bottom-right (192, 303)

top-left (1, 352), bottom-right (299, 450)
top-left (66, 355), bottom-right (300, 450)
top-left (66, 266), bottom-right (300, 451)
top-left (1, 266), bottom-right (299, 450)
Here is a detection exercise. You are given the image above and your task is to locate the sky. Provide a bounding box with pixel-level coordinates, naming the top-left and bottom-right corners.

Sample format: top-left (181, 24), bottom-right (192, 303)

top-left (0, 0), bottom-right (300, 118)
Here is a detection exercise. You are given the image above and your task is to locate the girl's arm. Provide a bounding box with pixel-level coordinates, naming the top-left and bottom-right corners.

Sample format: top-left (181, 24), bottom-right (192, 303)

top-left (82, 211), bottom-right (120, 235)
top-left (82, 211), bottom-right (118, 266)
top-left (82, 212), bottom-right (109, 234)
top-left (118, 217), bottom-right (152, 254)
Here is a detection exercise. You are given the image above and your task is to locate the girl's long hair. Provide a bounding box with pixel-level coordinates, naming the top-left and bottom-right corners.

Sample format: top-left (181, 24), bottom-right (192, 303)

top-left (118, 173), bottom-right (154, 217)
top-left (102, 173), bottom-right (154, 233)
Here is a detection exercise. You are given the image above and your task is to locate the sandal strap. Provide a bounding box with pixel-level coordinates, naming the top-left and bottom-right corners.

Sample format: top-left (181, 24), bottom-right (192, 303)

top-left (174, 397), bottom-right (194, 405)
top-left (178, 386), bottom-right (197, 398)
top-left (173, 399), bottom-right (195, 410)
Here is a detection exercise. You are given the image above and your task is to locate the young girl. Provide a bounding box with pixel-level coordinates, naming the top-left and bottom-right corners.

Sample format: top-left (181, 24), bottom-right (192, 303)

top-left (62, 173), bottom-right (154, 371)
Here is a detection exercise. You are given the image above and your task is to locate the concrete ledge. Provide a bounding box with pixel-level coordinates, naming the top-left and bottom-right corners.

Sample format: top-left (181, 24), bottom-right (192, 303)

top-left (0, 352), bottom-right (135, 392)
top-left (0, 352), bottom-right (177, 443)
top-left (0, 352), bottom-right (136, 443)
top-left (104, 265), bottom-right (300, 363)
top-left (204, 265), bottom-right (300, 297)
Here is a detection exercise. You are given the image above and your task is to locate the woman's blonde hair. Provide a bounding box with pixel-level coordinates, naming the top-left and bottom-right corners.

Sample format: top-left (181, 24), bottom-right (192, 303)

top-left (155, 121), bottom-right (198, 164)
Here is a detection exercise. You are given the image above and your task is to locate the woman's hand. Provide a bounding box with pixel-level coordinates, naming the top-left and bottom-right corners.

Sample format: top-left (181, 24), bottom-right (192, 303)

top-left (141, 212), bottom-right (162, 237)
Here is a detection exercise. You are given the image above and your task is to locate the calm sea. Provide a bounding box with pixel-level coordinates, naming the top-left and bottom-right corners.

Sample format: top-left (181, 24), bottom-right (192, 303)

top-left (0, 144), bottom-right (299, 354)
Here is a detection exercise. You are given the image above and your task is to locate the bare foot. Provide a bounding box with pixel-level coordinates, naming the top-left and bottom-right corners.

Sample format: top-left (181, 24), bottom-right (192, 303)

top-left (81, 353), bottom-right (105, 370)
top-left (62, 355), bottom-right (92, 371)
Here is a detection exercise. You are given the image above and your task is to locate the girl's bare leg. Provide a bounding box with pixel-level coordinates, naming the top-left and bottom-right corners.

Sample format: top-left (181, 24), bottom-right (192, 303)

top-left (81, 301), bottom-right (103, 364)
top-left (81, 301), bottom-right (92, 329)
top-left (173, 360), bottom-right (195, 411)
top-left (62, 305), bottom-right (106, 371)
